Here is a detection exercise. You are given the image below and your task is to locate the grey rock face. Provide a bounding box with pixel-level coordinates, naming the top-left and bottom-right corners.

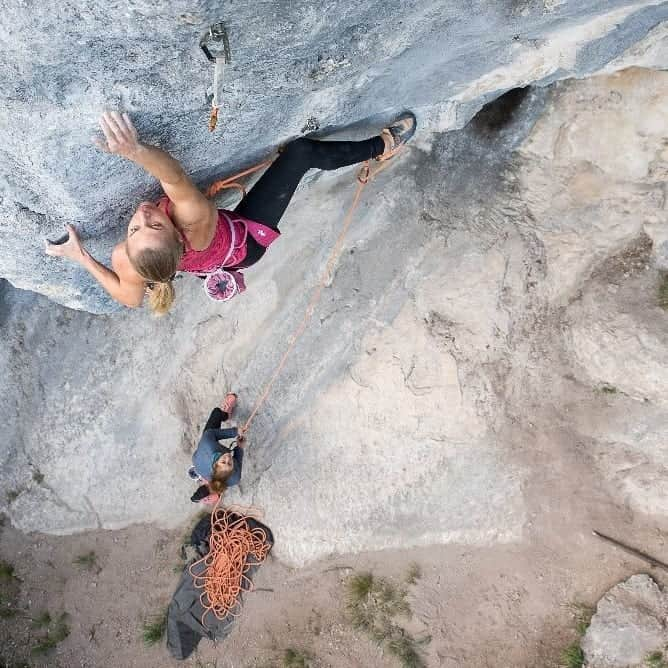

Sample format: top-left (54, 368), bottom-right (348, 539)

top-left (1, 1), bottom-right (668, 311)
top-left (582, 574), bottom-right (668, 668)
top-left (2, 0), bottom-right (668, 572)
top-left (2, 67), bottom-right (668, 568)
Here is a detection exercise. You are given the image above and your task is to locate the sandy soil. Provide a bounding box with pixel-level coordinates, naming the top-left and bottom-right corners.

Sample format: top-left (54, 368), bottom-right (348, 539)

top-left (1, 464), bottom-right (666, 668)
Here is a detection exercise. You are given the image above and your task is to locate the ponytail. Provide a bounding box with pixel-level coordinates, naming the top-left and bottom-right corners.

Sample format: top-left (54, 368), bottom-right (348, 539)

top-left (208, 476), bottom-right (228, 495)
top-left (127, 236), bottom-right (183, 316)
top-left (146, 280), bottom-right (176, 316)
top-left (209, 464), bottom-right (235, 495)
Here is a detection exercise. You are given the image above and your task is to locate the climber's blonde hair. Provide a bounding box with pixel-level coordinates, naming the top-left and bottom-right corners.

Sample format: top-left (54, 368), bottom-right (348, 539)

top-left (127, 237), bottom-right (183, 316)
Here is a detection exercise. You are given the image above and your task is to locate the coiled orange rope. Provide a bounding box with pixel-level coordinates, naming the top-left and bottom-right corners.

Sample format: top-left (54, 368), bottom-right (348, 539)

top-left (188, 507), bottom-right (271, 625)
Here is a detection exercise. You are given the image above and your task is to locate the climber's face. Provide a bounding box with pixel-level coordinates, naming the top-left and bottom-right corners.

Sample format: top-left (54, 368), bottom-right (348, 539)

top-left (213, 452), bottom-right (234, 476)
top-left (126, 202), bottom-right (178, 255)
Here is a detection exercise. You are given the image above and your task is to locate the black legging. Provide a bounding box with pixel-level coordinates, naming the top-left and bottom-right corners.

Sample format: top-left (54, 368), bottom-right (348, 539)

top-left (233, 135), bottom-right (385, 267)
top-left (203, 407), bottom-right (229, 432)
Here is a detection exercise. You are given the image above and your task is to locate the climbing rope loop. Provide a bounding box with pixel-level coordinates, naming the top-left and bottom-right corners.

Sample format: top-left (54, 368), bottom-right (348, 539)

top-left (189, 507), bottom-right (271, 625)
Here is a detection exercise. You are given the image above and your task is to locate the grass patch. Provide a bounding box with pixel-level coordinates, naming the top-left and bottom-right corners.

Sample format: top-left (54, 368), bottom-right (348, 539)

top-left (0, 659), bottom-right (30, 668)
top-left (31, 610), bottom-right (52, 628)
top-left (282, 648), bottom-right (313, 667)
top-left (658, 274), bottom-right (668, 310)
top-left (348, 572), bottom-right (374, 600)
top-left (558, 603), bottom-right (593, 668)
top-left (387, 632), bottom-right (430, 668)
top-left (646, 652), bottom-right (668, 668)
top-left (73, 551), bottom-right (98, 571)
top-left (0, 560), bottom-right (16, 582)
top-left (347, 572), bottom-right (410, 641)
top-left (571, 603), bottom-right (594, 636)
top-left (30, 611), bottom-right (70, 656)
top-left (142, 609), bottom-right (168, 645)
top-left (598, 384), bottom-right (617, 395)
top-left (560, 643), bottom-right (584, 668)
top-left (346, 572), bottom-right (427, 667)
top-left (405, 563), bottom-right (422, 585)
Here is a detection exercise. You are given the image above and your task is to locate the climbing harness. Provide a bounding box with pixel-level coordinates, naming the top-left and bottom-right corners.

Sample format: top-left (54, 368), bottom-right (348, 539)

top-left (189, 506), bottom-right (271, 624)
top-left (200, 22), bottom-right (232, 132)
top-left (196, 158), bottom-right (276, 302)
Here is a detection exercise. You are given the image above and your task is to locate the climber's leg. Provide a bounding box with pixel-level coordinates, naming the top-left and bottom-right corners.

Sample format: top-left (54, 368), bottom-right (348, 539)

top-left (235, 136), bottom-right (384, 232)
top-left (235, 113), bottom-right (416, 267)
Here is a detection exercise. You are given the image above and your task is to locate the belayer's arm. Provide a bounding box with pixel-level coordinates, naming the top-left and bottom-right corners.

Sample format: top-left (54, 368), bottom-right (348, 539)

top-left (45, 224), bottom-right (145, 308)
top-left (210, 427), bottom-right (238, 440)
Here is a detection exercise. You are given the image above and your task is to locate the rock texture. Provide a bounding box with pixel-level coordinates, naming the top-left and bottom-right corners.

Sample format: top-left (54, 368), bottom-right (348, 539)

top-left (1, 2), bottom-right (668, 569)
top-left (1, 1), bottom-right (667, 311)
top-left (582, 574), bottom-right (668, 668)
top-left (2, 65), bottom-right (668, 567)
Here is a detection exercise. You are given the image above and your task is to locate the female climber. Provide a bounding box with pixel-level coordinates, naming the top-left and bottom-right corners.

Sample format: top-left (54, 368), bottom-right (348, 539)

top-left (45, 111), bottom-right (416, 314)
top-left (189, 392), bottom-right (245, 505)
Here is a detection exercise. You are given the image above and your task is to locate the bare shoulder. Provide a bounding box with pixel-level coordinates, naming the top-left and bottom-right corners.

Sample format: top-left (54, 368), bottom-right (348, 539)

top-left (111, 243), bottom-right (145, 285)
top-left (171, 198), bottom-right (218, 251)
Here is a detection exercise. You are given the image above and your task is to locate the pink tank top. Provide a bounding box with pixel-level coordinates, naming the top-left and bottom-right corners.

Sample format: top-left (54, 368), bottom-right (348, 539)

top-left (156, 196), bottom-right (279, 274)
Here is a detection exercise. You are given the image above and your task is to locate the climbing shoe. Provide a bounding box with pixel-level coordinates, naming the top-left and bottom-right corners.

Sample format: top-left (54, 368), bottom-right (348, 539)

top-left (377, 111), bottom-right (417, 161)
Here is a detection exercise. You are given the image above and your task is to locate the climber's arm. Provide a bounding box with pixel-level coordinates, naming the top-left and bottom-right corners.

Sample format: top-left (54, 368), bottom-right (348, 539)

top-left (45, 225), bottom-right (145, 308)
top-left (94, 112), bottom-right (216, 230)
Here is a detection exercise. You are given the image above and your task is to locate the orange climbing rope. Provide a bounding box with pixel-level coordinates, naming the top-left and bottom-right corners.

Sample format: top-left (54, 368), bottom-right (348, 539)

top-left (189, 507), bottom-right (271, 624)
top-left (204, 158), bottom-right (275, 199)
top-left (240, 155), bottom-right (399, 433)
top-left (202, 148), bottom-right (403, 434)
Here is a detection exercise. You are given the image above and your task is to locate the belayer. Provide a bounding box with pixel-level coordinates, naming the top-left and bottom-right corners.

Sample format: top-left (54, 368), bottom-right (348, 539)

top-left (46, 111), bottom-right (416, 314)
top-left (188, 393), bottom-right (244, 505)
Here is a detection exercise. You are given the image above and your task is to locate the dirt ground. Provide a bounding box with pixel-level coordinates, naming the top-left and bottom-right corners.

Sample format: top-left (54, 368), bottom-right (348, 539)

top-left (1, 459), bottom-right (667, 668)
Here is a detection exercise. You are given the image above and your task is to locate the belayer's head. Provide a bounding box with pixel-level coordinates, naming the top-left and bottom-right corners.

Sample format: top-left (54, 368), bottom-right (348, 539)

top-left (125, 202), bottom-right (184, 315)
top-left (208, 450), bottom-right (235, 494)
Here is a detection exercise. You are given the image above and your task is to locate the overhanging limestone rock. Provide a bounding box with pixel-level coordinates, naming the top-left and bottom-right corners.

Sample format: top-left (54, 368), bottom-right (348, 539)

top-left (1, 1), bottom-right (667, 311)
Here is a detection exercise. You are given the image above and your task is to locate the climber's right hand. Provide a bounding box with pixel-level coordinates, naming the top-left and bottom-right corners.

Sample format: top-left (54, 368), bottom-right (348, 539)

top-left (45, 224), bottom-right (86, 263)
top-left (93, 111), bottom-right (142, 160)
